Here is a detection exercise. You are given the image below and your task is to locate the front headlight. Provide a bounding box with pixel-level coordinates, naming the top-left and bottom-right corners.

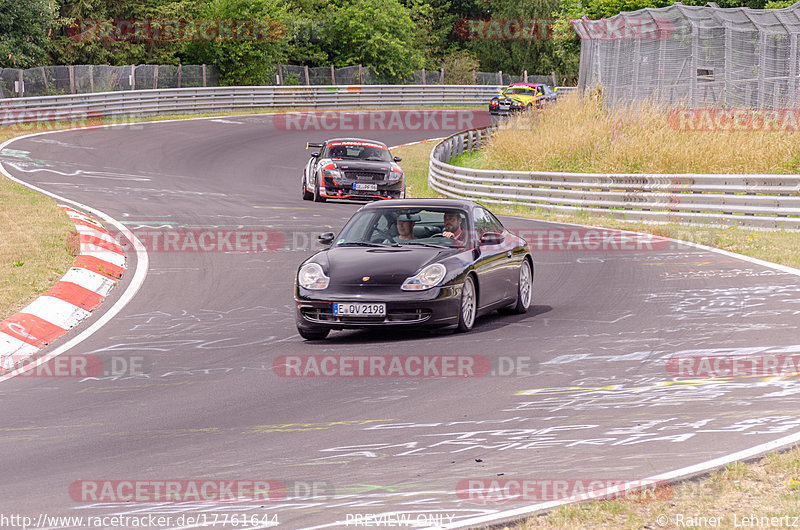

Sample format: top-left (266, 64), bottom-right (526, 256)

top-left (389, 171), bottom-right (403, 181)
top-left (298, 262), bottom-right (330, 290)
top-left (401, 263), bottom-right (446, 291)
top-left (324, 167), bottom-right (343, 179)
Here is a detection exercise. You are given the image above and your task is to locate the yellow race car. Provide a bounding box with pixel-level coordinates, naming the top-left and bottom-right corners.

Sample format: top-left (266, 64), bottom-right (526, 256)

top-left (488, 83), bottom-right (557, 115)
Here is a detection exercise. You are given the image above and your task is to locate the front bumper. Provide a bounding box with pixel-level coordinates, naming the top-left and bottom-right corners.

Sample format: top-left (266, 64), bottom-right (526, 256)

top-left (295, 284), bottom-right (462, 331)
top-left (320, 179), bottom-right (404, 201)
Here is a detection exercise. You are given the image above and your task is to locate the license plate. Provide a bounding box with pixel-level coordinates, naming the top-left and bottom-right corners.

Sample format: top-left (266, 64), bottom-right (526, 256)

top-left (333, 302), bottom-right (386, 316)
top-left (353, 183), bottom-right (378, 191)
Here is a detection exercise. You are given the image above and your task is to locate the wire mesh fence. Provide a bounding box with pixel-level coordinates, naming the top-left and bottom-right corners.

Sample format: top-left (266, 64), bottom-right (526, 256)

top-left (573, 2), bottom-right (800, 109)
top-left (0, 64), bottom-right (220, 98)
top-left (276, 64), bottom-right (557, 87)
top-left (1, 62), bottom-right (558, 98)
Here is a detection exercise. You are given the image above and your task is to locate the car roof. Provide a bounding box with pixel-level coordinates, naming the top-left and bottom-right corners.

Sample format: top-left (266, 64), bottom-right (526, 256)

top-left (322, 138), bottom-right (389, 147)
top-left (359, 198), bottom-right (479, 211)
top-left (507, 83), bottom-right (546, 89)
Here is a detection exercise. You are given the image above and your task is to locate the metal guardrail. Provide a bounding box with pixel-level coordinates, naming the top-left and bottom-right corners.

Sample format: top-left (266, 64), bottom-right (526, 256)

top-left (0, 85), bottom-right (577, 124)
top-left (0, 85), bottom-right (511, 124)
top-left (429, 126), bottom-right (800, 230)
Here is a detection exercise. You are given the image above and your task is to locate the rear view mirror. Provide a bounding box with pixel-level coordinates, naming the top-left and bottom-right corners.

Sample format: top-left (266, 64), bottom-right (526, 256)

top-left (393, 156), bottom-right (402, 162)
top-left (318, 232), bottom-right (335, 245)
top-left (311, 152), bottom-right (320, 158)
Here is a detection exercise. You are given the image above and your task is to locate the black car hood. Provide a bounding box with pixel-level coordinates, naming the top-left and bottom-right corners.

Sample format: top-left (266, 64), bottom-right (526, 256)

top-left (319, 246), bottom-right (456, 286)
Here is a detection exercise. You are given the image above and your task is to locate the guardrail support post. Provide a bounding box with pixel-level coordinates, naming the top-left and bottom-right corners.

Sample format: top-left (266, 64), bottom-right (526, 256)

top-left (177, 63), bottom-right (182, 88)
top-left (153, 65), bottom-right (159, 89)
top-left (202, 64), bottom-right (207, 87)
top-left (422, 69), bottom-right (426, 85)
top-left (41, 67), bottom-right (49, 96)
top-left (89, 65), bottom-right (94, 93)
top-left (131, 65), bottom-right (135, 90)
top-left (304, 65), bottom-right (310, 85)
top-left (276, 64), bottom-right (282, 85)
top-left (440, 68), bottom-right (445, 84)
top-left (330, 65), bottom-right (335, 85)
top-left (524, 70), bottom-right (528, 83)
top-left (69, 65), bottom-right (75, 94)
top-left (16, 70), bottom-right (23, 96)
top-left (358, 64), bottom-right (363, 85)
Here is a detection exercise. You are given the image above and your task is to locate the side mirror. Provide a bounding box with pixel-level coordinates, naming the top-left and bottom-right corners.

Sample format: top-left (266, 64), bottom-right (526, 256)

top-left (393, 156), bottom-right (402, 162)
top-left (318, 232), bottom-right (335, 245)
top-left (311, 152), bottom-right (320, 158)
top-left (479, 232), bottom-right (504, 246)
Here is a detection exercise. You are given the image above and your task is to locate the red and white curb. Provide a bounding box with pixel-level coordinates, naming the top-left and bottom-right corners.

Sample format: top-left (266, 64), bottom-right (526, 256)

top-left (0, 205), bottom-right (126, 367)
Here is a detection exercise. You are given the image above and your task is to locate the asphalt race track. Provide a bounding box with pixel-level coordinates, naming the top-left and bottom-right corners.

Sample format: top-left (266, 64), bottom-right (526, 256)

top-left (1, 111), bottom-right (800, 529)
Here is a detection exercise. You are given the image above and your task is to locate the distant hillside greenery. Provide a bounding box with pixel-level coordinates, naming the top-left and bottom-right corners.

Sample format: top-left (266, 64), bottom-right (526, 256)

top-left (0, 0), bottom-right (786, 84)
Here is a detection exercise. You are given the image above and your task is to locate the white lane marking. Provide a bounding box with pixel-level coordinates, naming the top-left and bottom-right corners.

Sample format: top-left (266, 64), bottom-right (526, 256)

top-left (209, 118), bottom-right (245, 125)
top-left (4, 161), bottom-right (152, 181)
top-left (0, 129), bottom-right (149, 384)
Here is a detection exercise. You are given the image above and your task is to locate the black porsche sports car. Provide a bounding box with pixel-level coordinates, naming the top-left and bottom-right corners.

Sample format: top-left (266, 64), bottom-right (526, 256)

top-left (301, 138), bottom-right (405, 202)
top-left (294, 199), bottom-right (534, 340)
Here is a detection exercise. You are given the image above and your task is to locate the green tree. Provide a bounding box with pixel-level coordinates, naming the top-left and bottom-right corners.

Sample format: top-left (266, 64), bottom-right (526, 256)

top-left (182, 0), bottom-right (291, 85)
top-left (467, 0), bottom-right (576, 78)
top-left (49, 0), bottom-right (197, 65)
top-left (323, 0), bottom-right (425, 80)
top-left (0, 0), bottom-right (57, 67)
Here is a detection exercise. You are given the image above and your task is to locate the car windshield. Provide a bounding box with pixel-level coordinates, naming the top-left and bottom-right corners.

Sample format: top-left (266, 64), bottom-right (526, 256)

top-left (325, 142), bottom-right (392, 161)
top-left (504, 87), bottom-right (536, 95)
top-left (334, 207), bottom-right (470, 248)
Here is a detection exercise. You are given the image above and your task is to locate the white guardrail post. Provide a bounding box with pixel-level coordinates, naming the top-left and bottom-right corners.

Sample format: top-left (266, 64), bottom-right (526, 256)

top-left (428, 126), bottom-right (800, 230)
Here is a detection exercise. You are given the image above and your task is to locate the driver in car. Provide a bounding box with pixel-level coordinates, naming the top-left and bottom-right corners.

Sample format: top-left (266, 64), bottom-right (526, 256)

top-left (442, 212), bottom-right (465, 243)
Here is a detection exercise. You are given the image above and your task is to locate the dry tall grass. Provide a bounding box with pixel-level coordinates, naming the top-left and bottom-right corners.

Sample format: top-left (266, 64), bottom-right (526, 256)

top-left (482, 94), bottom-right (800, 174)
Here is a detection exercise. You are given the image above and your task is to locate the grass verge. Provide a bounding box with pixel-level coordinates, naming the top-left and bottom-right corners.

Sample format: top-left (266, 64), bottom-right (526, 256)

top-left (394, 141), bottom-right (800, 269)
top-left (0, 175), bottom-right (77, 320)
top-left (391, 129), bottom-right (800, 530)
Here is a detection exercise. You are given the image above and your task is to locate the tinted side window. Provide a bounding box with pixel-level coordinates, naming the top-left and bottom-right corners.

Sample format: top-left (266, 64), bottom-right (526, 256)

top-left (473, 208), bottom-right (502, 236)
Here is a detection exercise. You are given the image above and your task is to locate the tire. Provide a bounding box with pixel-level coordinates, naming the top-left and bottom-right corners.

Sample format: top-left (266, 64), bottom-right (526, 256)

top-left (302, 175), bottom-right (313, 201)
top-left (456, 275), bottom-right (477, 333)
top-left (297, 326), bottom-right (330, 340)
top-left (313, 177), bottom-right (326, 203)
top-left (510, 259), bottom-right (533, 314)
